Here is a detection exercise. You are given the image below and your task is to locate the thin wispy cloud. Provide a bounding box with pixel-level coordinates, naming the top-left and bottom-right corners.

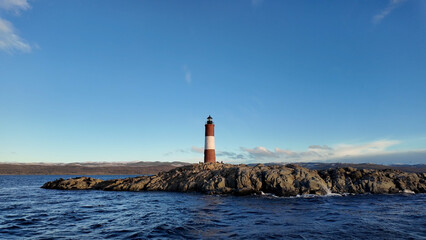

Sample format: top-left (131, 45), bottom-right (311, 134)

top-left (164, 148), bottom-right (189, 156)
top-left (191, 146), bottom-right (204, 153)
top-left (164, 146), bottom-right (203, 157)
top-left (191, 147), bottom-right (247, 160)
top-left (216, 151), bottom-right (246, 160)
top-left (0, 0), bottom-right (30, 14)
top-left (183, 65), bottom-right (192, 84)
top-left (0, 0), bottom-right (31, 53)
top-left (0, 17), bottom-right (30, 52)
top-left (373, 0), bottom-right (406, 24)
top-left (251, 0), bottom-right (264, 7)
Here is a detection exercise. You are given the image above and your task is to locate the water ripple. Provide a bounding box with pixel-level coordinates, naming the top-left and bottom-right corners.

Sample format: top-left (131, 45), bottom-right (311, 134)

top-left (0, 175), bottom-right (425, 239)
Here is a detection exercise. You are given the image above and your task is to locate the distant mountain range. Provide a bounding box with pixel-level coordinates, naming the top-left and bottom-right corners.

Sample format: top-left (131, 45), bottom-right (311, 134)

top-left (288, 162), bottom-right (426, 173)
top-left (0, 161), bottom-right (190, 175)
top-left (0, 161), bottom-right (424, 175)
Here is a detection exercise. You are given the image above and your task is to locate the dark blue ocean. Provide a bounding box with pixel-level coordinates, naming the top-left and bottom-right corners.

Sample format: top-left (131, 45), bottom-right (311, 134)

top-left (0, 175), bottom-right (425, 240)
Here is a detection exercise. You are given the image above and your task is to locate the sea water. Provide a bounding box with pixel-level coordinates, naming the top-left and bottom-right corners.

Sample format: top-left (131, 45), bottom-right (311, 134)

top-left (0, 175), bottom-right (425, 239)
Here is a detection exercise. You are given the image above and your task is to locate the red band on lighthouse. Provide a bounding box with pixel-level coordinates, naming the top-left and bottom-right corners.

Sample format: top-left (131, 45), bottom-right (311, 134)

top-left (204, 115), bottom-right (216, 163)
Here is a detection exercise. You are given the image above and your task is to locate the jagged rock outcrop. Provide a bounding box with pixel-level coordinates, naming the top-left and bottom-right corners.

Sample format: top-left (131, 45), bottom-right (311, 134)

top-left (41, 163), bottom-right (426, 196)
top-left (318, 167), bottom-right (426, 194)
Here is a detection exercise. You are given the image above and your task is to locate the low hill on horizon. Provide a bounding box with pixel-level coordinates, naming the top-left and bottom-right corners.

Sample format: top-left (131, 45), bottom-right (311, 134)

top-left (292, 162), bottom-right (426, 173)
top-left (0, 161), bottom-right (191, 175)
top-left (0, 161), bottom-right (424, 175)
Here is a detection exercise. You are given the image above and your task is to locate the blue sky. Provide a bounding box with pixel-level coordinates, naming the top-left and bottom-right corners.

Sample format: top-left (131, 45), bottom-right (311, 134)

top-left (1, 0), bottom-right (425, 164)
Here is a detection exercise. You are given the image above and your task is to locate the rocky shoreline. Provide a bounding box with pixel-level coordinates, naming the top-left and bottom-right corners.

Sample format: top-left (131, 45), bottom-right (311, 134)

top-left (41, 163), bottom-right (426, 196)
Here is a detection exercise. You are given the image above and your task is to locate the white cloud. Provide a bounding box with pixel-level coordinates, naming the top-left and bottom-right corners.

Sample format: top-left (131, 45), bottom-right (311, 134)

top-left (241, 140), bottom-right (409, 163)
top-left (0, 17), bottom-right (30, 52)
top-left (242, 146), bottom-right (276, 158)
top-left (335, 150), bottom-right (426, 165)
top-left (0, 0), bottom-right (30, 14)
top-left (275, 147), bottom-right (297, 156)
top-left (373, 0), bottom-right (406, 24)
top-left (178, 139), bottom-right (425, 164)
top-left (333, 140), bottom-right (400, 157)
top-left (0, 0), bottom-right (31, 53)
top-left (183, 65), bottom-right (191, 84)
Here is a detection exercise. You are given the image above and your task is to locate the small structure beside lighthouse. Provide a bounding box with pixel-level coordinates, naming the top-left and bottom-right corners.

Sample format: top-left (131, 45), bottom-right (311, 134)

top-left (204, 115), bottom-right (216, 163)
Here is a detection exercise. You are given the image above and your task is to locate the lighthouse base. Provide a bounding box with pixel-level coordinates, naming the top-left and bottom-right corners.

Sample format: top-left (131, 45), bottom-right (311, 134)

top-left (204, 149), bottom-right (216, 163)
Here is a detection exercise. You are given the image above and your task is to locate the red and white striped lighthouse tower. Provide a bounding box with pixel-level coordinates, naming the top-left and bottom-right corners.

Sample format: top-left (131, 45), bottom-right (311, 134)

top-left (204, 115), bottom-right (216, 163)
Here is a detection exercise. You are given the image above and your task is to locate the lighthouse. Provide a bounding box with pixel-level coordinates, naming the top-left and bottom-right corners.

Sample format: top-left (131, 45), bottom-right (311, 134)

top-left (204, 115), bottom-right (216, 163)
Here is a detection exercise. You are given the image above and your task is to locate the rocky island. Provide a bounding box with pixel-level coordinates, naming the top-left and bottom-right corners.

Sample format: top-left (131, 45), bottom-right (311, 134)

top-left (42, 163), bottom-right (426, 196)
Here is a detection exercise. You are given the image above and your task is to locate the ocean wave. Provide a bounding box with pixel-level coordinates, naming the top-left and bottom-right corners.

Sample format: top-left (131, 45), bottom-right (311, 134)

top-left (0, 175), bottom-right (425, 240)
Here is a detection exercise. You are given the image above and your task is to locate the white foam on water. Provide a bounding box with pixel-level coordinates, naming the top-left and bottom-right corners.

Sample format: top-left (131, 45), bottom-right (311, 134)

top-left (257, 190), bottom-right (352, 198)
top-left (320, 185), bottom-right (342, 197)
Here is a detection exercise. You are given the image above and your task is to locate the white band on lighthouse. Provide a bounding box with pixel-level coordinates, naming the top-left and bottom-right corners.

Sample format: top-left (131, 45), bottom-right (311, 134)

top-left (205, 136), bottom-right (215, 150)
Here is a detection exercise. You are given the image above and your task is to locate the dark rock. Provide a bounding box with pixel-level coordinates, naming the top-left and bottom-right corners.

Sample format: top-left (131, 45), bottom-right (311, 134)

top-left (41, 163), bottom-right (426, 196)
